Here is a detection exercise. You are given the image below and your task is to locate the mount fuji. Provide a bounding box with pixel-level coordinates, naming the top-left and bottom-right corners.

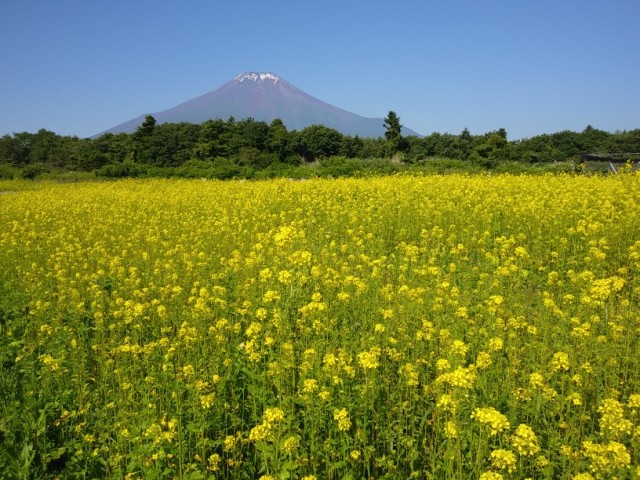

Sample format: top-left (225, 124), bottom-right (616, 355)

top-left (97, 72), bottom-right (420, 138)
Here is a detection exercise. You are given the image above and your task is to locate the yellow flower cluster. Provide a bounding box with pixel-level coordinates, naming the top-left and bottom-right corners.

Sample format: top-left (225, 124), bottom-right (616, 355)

top-left (550, 351), bottom-right (570, 372)
top-left (323, 349), bottom-right (356, 385)
top-left (511, 424), bottom-right (540, 456)
top-left (471, 407), bottom-right (510, 436)
top-left (581, 440), bottom-right (631, 475)
top-left (571, 473), bottom-right (595, 480)
top-left (357, 347), bottom-right (381, 370)
top-left (207, 453), bottom-right (221, 472)
top-left (436, 394), bottom-right (458, 413)
top-left (144, 417), bottom-right (178, 445)
top-left (597, 398), bottom-right (632, 438)
top-left (399, 362), bottom-right (420, 387)
top-left (444, 421), bottom-right (458, 439)
top-left (281, 435), bottom-right (300, 455)
top-left (333, 408), bottom-right (352, 432)
top-left (249, 407), bottom-right (285, 442)
top-left (489, 449), bottom-right (517, 473)
top-left (479, 472), bottom-right (504, 480)
top-left (475, 351), bottom-right (492, 369)
top-left (436, 366), bottom-right (477, 389)
top-left (449, 339), bottom-right (469, 357)
top-left (628, 393), bottom-right (640, 408)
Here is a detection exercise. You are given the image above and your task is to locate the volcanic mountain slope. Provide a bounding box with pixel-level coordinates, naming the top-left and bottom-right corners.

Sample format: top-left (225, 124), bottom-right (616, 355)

top-left (98, 72), bottom-right (420, 138)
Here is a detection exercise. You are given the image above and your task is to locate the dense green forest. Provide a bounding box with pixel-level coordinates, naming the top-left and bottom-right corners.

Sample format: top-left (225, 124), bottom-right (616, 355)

top-left (1, 114), bottom-right (639, 179)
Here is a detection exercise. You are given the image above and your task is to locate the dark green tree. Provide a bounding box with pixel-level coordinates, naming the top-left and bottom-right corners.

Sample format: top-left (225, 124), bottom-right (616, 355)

top-left (266, 119), bottom-right (293, 163)
top-left (383, 111), bottom-right (406, 156)
top-left (134, 115), bottom-right (157, 140)
top-left (194, 119), bottom-right (231, 159)
top-left (298, 125), bottom-right (343, 161)
top-left (0, 134), bottom-right (29, 165)
top-left (359, 137), bottom-right (387, 158)
top-left (132, 114), bottom-right (157, 163)
top-left (237, 118), bottom-right (269, 151)
top-left (469, 129), bottom-right (510, 167)
top-left (459, 128), bottom-right (474, 160)
top-left (339, 135), bottom-right (364, 158)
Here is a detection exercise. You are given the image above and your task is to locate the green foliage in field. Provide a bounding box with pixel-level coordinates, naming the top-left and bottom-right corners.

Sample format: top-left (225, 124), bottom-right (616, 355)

top-left (1, 175), bottom-right (640, 478)
top-left (1, 120), bottom-right (639, 180)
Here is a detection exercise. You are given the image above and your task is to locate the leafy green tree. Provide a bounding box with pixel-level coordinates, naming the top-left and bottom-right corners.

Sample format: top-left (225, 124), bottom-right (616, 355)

top-left (459, 128), bottom-right (474, 160)
top-left (0, 134), bottom-right (29, 165)
top-left (266, 119), bottom-right (292, 163)
top-left (549, 130), bottom-right (582, 157)
top-left (237, 118), bottom-right (269, 151)
top-left (150, 122), bottom-right (201, 166)
top-left (383, 111), bottom-right (406, 156)
top-left (134, 115), bottom-right (157, 141)
top-left (470, 129), bottom-right (511, 167)
top-left (384, 111), bottom-right (401, 141)
top-left (195, 119), bottom-right (231, 159)
top-left (298, 125), bottom-right (343, 161)
top-left (359, 137), bottom-right (387, 158)
top-left (581, 125), bottom-right (611, 153)
top-left (339, 135), bottom-right (364, 158)
top-left (29, 129), bottom-right (62, 165)
top-left (132, 115), bottom-right (157, 163)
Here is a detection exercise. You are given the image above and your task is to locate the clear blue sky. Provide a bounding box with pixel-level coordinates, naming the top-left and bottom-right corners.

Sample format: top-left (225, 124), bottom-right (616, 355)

top-left (1, 0), bottom-right (638, 139)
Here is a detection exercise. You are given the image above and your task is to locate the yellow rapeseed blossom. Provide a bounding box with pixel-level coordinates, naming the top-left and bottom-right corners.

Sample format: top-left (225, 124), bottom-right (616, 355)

top-left (529, 372), bottom-right (545, 388)
top-left (207, 453), bottom-right (221, 472)
top-left (38, 353), bottom-right (61, 372)
top-left (597, 398), bottom-right (632, 438)
top-left (627, 393), bottom-right (640, 411)
top-left (571, 474), bottom-right (595, 480)
top-left (475, 351), bottom-right (492, 369)
top-left (199, 393), bottom-right (215, 409)
top-left (490, 449), bottom-right (517, 473)
top-left (471, 407), bottom-right (510, 435)
top-left (550, 352), bottom-right (570, 372)
top-left (281, 436), bottom-right (300, 455)
top-left (444, 421), bottom-right (458, 439)
top-left (399, 362), bottom-right (419, 387)
top-left (223, 434), bottom-right (239, 452)
top-left (436, 366), bottom-right (477, 389)
top-left (581, 440), bottom-right (631, 475)
top-left (487, 337), bottom-right (504, 352)
top-left (357, 348), bottom-right (381, 370)
top-left (249, 407), bottom-right (286, 442)
top-left (449, 339), bottom-right (469, 357)
top-left (479, 472), bottom-right (504, 480)
top-left (302, 378), bottom-right (319, 394)
top-left (435, 358), bottom-right (451, 372)
top-left (535, 455), bottom-right (550, 468)
top-left (511, 424), bottom-right (540, 456)
top-left (436, 394), bottom-right (458, 413)
top-left (333, 408), bottom-right (352, 432)
top-left (263, 407), bottom-right (285, 424)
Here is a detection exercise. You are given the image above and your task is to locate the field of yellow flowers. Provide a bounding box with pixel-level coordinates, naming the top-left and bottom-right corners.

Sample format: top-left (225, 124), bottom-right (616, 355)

top-left (1, 174), bottom-right (639, 479)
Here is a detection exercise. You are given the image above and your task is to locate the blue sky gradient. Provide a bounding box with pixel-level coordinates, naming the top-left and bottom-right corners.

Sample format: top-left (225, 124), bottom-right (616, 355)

top-left (1, 0), bottom-right (638, 139)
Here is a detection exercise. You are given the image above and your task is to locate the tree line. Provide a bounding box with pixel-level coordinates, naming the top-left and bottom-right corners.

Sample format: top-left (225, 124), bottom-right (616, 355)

top-left (1, 113), bottom-right (639, 179)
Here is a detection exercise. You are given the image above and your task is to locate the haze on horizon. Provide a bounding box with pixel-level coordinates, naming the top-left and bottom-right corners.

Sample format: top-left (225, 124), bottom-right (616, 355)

top-left (0, 0), bottom-right (638, 140)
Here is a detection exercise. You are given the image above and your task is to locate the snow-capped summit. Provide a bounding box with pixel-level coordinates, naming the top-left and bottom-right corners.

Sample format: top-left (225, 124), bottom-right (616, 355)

top-left (97, 72), bottom-right (420, 137)
top-left (235, 72), bottom-right (280, 83)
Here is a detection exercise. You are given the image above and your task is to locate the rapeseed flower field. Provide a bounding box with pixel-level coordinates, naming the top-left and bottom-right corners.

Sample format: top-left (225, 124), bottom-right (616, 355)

top-left (1, 174), bottom-right (639, 479)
